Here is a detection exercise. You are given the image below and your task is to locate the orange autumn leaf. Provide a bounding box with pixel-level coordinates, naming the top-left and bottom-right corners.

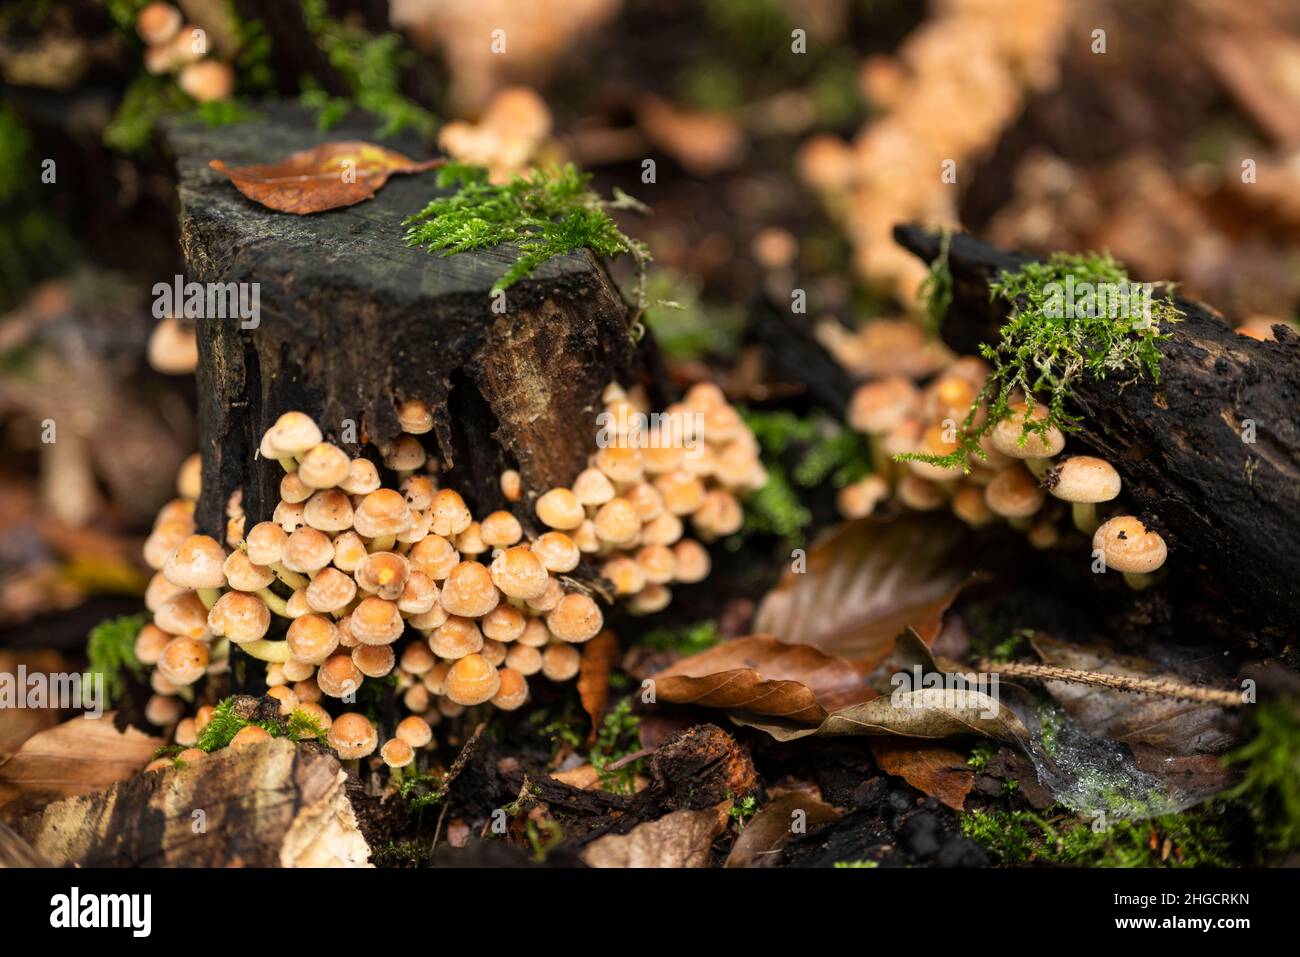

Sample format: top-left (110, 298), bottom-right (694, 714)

top-left (209, 142), bottom-right (443, 215)
top-left (652, 635), bottom-right (876, 725)
top-left (869, 739), bottom-right (974, 811)
top-left (578, 629), bottom-right (619, 736)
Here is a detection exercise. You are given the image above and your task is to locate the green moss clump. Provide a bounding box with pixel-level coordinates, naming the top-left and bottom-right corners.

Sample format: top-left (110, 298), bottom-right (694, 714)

top-left (967, 740), bottom-right (998, 772)
top-left (397, 770), bottom-right (444, 810)
top-left (103, 75), bottom-right (191, 154)
top-left (372, 839), bottom-right (425, 867)
top-left (299, 0), bottom-right (433, 138)
top-left (729, 794), bottom-right (758, 828)
top-left (961, 805), bottom-right (1236, 867)
top-left (196, 699), bottom-right (273, 751)
top-left (738, 466), bottom-right (811, 547)
top-left (285, 707), bottom-right (329, 744)
top-left (526, 817), bottom-right (565, 862)
top-left (591, 697), bottom-right (643, 794)
top-left (899, 250), bottom-right (1183, 473)
top-left (640, 620), bottom-right (722, 655)
top-left (405, 163), bottom-right (651, 296)
top-left (195, 698), bottom-right (327, 752)
top-left (744, 409), bottom-right (872, 489)
top-left (918, 229), bottom-right (953, 337)
top-left (738, 408), bottom-right (873, 547)
top-left (1225, 701), bottom-right (1300, 858)
top-left (84, 613), bottom-right (149, 708)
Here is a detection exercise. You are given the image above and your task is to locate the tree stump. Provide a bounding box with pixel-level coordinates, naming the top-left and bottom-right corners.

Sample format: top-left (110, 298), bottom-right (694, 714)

top-left (895, 226), bottom-right (1300, 658)
top-left (165, 107), bottom-right (660, 538)
top-left (17, 739), bottom-right (370, 867)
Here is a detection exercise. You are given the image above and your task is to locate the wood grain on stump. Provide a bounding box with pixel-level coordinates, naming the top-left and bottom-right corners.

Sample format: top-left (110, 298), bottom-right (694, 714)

top-left (17, 739), bottom-right (370, 867)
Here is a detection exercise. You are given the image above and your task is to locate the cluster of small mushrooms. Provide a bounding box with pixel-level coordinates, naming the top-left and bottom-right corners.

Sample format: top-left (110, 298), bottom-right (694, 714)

top-left (134, 2), bottom-right (236, 104)
top-left (136, 381), bottom-right (763, 771)
top-left (837, 354), bottom-right (1168, 589)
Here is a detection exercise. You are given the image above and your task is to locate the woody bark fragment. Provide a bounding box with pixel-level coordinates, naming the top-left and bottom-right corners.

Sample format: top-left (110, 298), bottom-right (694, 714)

top-left (164, 105), bottom-right (664, 539)
top-left (895, 225), bottom-right (1300, 661)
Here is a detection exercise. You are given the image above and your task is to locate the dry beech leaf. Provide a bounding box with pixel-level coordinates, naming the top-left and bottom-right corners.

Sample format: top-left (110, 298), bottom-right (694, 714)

top-left (869, 739), bottom-right (974, 812)
top-left (651, 635), bottom-right (876, 725)
top-left (209, 141), bottom-right (443, 214)
top-left (582, 805), bottom-right (728, 868)
top-left (1030, 635), bottom-right (1237, 755)
top-left (578, 630), bottom-right (618, 736)
top-left (754, 515), bottom-right (971, 670)
top-left (0, 713), bottom-right (164, 820)
top-left (724, 790), bottom-right (841, 868)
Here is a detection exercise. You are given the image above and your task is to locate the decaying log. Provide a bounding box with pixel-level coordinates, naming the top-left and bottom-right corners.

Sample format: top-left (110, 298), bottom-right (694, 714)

top-left (17, 739), bottom-right (370, 867)
top-left (164, 106), bottom-right (664, 537)
top-left (895, 226), bottom-right (1300, 657)
top-left (748, 295), bottom-right (856, 414)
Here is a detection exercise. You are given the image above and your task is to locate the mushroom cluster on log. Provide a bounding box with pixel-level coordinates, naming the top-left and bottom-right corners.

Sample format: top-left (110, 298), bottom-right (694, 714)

top-left (164, 107), bottom-right (665, 541)
top-left (895, 225), bottom-right (1300, 661)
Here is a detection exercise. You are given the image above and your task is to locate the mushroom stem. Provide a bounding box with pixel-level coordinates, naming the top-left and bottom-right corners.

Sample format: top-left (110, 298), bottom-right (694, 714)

top-left (277, 457), bottom-right (297, 473)
top-left (1007, 517), bottom-right (1032, 532)
top-left (270, 562), bottom-right (310, 591)
top-left (867, 436), bottom-right (894, 480)
top-left (368, 534), bottom-right (396, 553)
top-left (1026, 457), bottom-right (1054, 480)
top-left (238, 638), bottom-right (292, 663)
top-left (196, 587), bottom-right (222, 610)
top-left (255, 587), bottom-right (292, 618)
top-left (1071, 501), bottom-right (1101, 535)
top-left (1122, 571), bottom-right (1156, 591)
top-left (209, 636), bottom-right (230, 666)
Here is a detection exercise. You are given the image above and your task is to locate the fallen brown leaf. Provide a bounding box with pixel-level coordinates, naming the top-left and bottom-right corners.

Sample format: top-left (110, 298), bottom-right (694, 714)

top-left (754, 515), bottom-right (971, 670)
top-left (652, 635), bottom-right (875, 724)
top-left (582, 805), bottom-right (728, 868)
top-left (550, 762), bottom-right (649, 793)
top-left (209, 141), bottom-right (443, 214)
top-left (870, 739), bottom-right (974, 811)
top-left (0, 713), bottom-right (164, 821)
top-left (551, 764), bottom-right (603, 790)
top-left (578, 629), bottom-right (618, 736)
top-left (724, 790), bottom-right (841, 868)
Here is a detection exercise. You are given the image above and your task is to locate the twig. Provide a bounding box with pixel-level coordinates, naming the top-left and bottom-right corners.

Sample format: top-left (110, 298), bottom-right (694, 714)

top-left (429, 721), bottom-right (488, 860)
top-left (480, 774), bottom-right (537, 839)
top-left (604, 747), bottom-right (653, 772)
top-left (977, 659), bottom-right (1243, 707)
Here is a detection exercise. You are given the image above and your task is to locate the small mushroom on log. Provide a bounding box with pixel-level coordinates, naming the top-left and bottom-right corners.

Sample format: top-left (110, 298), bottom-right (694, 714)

top-left (895, 225), bottom-right (1300, 660)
